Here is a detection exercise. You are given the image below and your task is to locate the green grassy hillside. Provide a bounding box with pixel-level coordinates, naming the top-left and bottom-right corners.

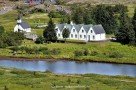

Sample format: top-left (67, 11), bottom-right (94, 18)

top-left (67, 0), bottom-right (136, 4)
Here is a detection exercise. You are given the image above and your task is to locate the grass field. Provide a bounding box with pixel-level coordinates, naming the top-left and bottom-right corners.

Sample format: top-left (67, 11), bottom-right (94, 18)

top-left (0, 68), bottom-right (136, 90)
top-left (0, 40), bottom-right (136, 64)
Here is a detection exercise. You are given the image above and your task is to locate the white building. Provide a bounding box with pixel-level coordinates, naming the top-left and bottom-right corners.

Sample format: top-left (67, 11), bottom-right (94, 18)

top-left (14, 17), bottom-right (31, 33)
top-left (14, 16), bottom-right (38, 41)
top-left (55, 22), bottom-right (106, 42)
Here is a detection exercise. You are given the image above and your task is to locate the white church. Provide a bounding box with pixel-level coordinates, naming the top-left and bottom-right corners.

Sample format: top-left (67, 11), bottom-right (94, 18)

top-left (14, 16), bottom-right (38, 41)
top-left (14, 17), bottom-right (31, 33)
top-left (55, 22), bottom-right (106, 42)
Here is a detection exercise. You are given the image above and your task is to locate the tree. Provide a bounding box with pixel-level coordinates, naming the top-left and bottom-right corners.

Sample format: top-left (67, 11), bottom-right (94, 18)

top-left (132, 8), bottom-right (136, 42)
top-left (35, 36), bottom-right (45, 44)
top-left (72, 7), bottom-right (84, 24)
top-left (116, 12), bottom-right (135, 44)
top-left (93, 5), bottom-right (117, 34)
top-left (83, 9), bottom-right (95, 24)
top-left (43, 18), bottom-right (57, 42)
top-left (62, 28), bottom-right (70, 42)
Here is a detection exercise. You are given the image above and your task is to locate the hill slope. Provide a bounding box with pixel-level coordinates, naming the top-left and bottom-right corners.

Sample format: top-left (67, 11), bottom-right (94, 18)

top-left (67, 0), bottom-right (136, 4)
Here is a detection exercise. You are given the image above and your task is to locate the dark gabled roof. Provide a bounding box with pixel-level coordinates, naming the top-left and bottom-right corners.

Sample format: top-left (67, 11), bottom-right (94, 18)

top-left (73, 24), bottom-right (82, 32)
top-left (65, 24), bottom-right (73, 31)
top-left (56, 24), bottom-right (105, 34)
top-left (83, 25), bottom-right (93, 32)
top-left (92, 25), bottom-right (105, 34)
top-left (56, 24), bottom-right (65, 31)
top-left (20, 22), bottom-right (30, 29)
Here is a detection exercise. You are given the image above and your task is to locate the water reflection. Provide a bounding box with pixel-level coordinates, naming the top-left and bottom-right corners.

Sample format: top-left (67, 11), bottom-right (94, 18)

top-left (0, 60), bottom-right (136, 77)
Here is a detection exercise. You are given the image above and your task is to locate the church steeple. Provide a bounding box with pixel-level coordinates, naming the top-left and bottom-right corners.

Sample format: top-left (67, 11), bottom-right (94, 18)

top-left (17, 14), bottom-right (22, 24)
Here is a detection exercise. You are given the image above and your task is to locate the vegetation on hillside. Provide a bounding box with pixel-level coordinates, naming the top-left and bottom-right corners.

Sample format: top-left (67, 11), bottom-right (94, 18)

top-left (0, 68), bottom-right (136, 90)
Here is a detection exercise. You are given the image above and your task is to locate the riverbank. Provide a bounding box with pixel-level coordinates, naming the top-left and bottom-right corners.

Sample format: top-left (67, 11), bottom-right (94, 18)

top-left (0, 55), bottom-right (136, 65)
top-left (0, 40), bottom-right (136, 65)
top-left (0, 68), bottom-right (136, 90)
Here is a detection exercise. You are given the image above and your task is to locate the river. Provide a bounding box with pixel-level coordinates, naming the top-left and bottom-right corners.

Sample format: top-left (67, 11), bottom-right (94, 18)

top-left (0, 59), bottom-right (136, 77)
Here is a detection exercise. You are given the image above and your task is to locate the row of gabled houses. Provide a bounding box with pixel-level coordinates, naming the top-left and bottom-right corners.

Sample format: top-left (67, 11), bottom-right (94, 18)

top-left (14, 17), bottom-right (106, 41)
top-left (55, 22), bottom-right (106, 41)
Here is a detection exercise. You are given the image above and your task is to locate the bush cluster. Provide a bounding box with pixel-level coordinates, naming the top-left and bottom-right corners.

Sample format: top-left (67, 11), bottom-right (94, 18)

top-left (0, 32), bottom-right (25, 48)
top-left (30, 8), bottom-right (46, 14)
top-left (48, 11), bottom-right (66, 18)
top-left (74, 49), bottom-right (89, 57)
top-left (108, 51), bottom-right (123, 58)
top-left (35, 36), bottom-right (45, 44)
top-left (10, 46), bottom-right (61, 55)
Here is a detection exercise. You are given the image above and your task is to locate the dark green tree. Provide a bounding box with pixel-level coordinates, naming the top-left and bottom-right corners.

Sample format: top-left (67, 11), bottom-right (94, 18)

top-left (132, 8), bottom-right (136, 42)
top-left (72, 7), bottom-right (84, 24)
top-left (35, 36), bottom-right (45, 44)
top-left (43, 18), bottom-right (57, 42)
top-left (116, 12), bottom-right (135, 44)
top-left (93, 5), bottom-right (117, 34)
top-left (62, 28), bottom-right (70, 42)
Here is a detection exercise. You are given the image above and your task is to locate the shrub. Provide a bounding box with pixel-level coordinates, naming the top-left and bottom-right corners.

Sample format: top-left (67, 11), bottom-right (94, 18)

top-left (91, 51), bottom-right (98, 56)
top-left (0, 40), bottom-right (7, 48)
top-left (10, 46), bottom-right (20, 53)
top-left (56, 0), bottom-right (66, 5)
top-left (0, 70), bottom-right (4, 75)
top-left (83, 49), bottom-right (89, 56)
top-left (30, 8), bottom-right (45, 14)
top-left (77, 79), bottom-right (81, 84)
top-left (19, 46), bottom-right (28, 53)
top-left (35, 36), bottom-right (45, 44)
top-left (24, 47), bottom-right (34, 54)
top-left (39, 47), bottom-right (50, 55)
top-left (48, 11), bottom-right (62, 18)
top-left (67, 78), bottom-right (71, 84)
top-left (10, 70), bottom-right (32, 75)
top-left (39, 47), bottom-right (48, 53)
top-left (74, 50), bottom-right (84, 57)
top-left (50, 48), bottom-right (61, 55)
top-left (109, 51), bottom-right (123, 58)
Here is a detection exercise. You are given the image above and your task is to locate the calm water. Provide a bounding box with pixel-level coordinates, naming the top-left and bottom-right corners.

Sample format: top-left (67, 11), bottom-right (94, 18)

top-left (0, 60), bottom-right (136, 77)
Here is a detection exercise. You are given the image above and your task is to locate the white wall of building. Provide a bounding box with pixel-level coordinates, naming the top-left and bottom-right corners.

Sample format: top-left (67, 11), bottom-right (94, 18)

top-left (14, 25), bottom-right (31, 33)
top-left (78, 27), bottom-right (87, 41)
top-left (69, 26), bottom-right (78, 40)
top-left (55, 25), bottom-right (106, 41)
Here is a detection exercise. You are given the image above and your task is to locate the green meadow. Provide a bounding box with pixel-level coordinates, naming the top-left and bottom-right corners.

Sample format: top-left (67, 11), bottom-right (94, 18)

top-left (0, 40), bottom-right (136, 64)
top-left (0, 68), bottom-right (136, 90)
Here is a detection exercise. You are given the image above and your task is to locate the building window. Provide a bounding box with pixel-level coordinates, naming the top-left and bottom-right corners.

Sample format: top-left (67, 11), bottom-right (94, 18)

top-left (73, 29), bottom-right (75, 32)
top-left (84, 35), bottom-right (86, 38)
top-left (55, 28), bottom-right (58, 32)
top-left (71, 34), bottom-right (73, 38)
top-left (75, 34), bottom-right (77, 38)
top-left (93, 35), bottom-right (95, 40)
top-left (58, 34), bottom-right (60, 37)
top-left (80, 35), bottom-right (82, 38)
top-left (82, 30), bottom-right (84, 33)
top-left (91, 30), bottom-right (93, 33)
top-left (88, 35), bottom-right (90, 40)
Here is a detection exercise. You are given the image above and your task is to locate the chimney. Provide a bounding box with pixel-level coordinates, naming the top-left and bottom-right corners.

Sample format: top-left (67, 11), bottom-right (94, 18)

top-left (70, 21), bottom-right (74, 25)
top-left (17, 14), bottom-right (22, 24)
